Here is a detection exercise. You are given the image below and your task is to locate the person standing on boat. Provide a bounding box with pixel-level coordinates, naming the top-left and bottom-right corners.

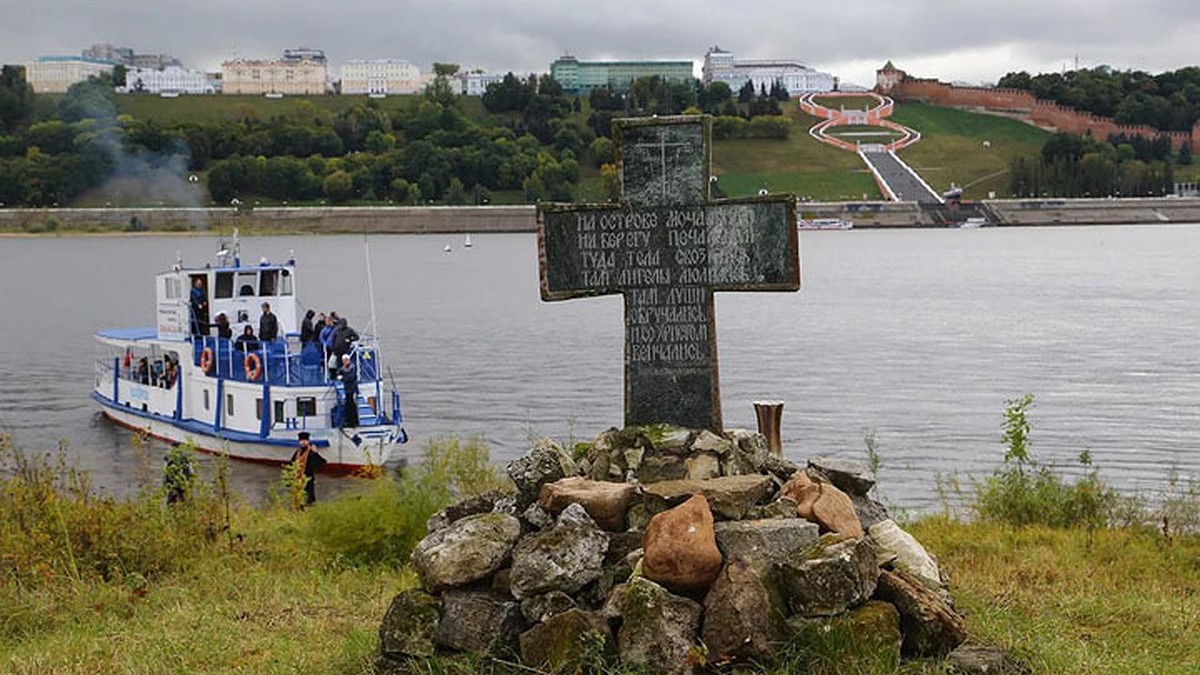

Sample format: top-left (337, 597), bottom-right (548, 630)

top-left (190, 277), bottom-right (208, 336)
top-left (235, 325), bottom-right (258, 351)
top-left (289, 431), bottom-right (326, 507)
top-left (300, 310), bottom-right (317, 345)
top-left (338, 353), bottom-right (359, 428)
top-left (214, 313), bottom-right (233, 340)
top-left (320, 315), bottom-right (337, 378)
top-left (332, 318), bottom-right (358, 360)
top-left (259, 302), bottom-right (279, 343)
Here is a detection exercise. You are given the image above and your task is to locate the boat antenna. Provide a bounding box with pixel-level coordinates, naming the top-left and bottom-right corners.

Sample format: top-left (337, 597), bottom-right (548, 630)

top-left (364, 235), bottom-right (381, 364)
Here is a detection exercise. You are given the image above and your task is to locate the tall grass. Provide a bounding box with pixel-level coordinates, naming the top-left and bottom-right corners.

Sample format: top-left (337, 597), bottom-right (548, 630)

top-left (300, 435), bottom-right (508, 567)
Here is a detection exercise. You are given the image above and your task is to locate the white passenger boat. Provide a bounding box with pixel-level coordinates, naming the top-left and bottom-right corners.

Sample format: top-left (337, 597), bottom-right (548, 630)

top-left (92, 236), bottom-right (408, 469)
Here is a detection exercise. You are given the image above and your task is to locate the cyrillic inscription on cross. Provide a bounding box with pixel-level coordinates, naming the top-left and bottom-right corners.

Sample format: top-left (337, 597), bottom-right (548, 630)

top-left (537, 115), bottom-right (800, 431)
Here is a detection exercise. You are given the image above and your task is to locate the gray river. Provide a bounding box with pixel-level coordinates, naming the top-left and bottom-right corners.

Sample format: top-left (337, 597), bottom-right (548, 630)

top-left (1, 226), bottom-right (1198, 510)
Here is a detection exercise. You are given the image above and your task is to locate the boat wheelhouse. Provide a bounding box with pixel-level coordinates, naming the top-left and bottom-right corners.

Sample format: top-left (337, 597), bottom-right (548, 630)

top-left (92, 238), bottom-right (407, 469)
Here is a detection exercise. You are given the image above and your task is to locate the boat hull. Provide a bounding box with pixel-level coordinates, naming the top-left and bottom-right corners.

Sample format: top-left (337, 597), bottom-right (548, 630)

top-left (94, 392), bottom-right (401, 470)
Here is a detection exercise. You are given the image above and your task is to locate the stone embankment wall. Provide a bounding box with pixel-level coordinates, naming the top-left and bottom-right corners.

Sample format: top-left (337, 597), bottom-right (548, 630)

top-left (888, 77), bottom-right (1200, 153)
top-left (0, 205), bottom-right (537, 234)
top-left (4, 198), bottom-right (1200, 234)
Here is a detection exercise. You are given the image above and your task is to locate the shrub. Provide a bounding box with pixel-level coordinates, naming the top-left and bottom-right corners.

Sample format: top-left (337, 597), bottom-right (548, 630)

top-left (970, 395), bottom-right (1118, 529)
top-left (302, 435), bottom-right (507, 566)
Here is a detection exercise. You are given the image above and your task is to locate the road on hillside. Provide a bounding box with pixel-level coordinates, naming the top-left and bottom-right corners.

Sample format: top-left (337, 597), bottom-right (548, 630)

top-left (862, 151), bottom-right (942, 204)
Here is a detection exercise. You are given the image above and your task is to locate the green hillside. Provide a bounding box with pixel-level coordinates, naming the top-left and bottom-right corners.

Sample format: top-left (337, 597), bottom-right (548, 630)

top-left (112, 93), bottom-right (486, 124)
top-left (890, 103), bottom-right (1051, 199)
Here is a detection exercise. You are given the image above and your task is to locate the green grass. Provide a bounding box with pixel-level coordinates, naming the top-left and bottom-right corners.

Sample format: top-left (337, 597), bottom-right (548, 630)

top-left (825, 125), bottom-right (904, 139)
top-left (811, 95), bottom-right (881, 111)
top-left (890, 103), bottom-right (1050, 199)
top-left (713, 108), bottom-right (884, 201)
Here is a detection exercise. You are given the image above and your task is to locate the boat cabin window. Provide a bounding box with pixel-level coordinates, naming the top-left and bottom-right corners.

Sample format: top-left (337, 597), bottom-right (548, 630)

top-left (214, 272), bottom-right (234, 299)
top-left (163, 276), bottom-right (182, 300)
top-left (203, 389), bottom-right (210, 411)
top-left (297, 397), bottom-right (316, 418)
top-left (260, 270), bottom-right (278, 296)
top-left (237, 271), bottom-right (257, 297)
top-left (255, 398), bottom-right (263, 421)
top-left (280, 270), bottom-right (293, 296)
top-left (226, 393), bottom-right (235, 416)
top-left (274, 400), bottom-right (285, 420)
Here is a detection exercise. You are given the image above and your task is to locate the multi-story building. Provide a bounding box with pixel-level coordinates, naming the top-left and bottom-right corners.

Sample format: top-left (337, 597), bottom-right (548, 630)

top-left (702, 46), bottom-right (837, 96)
top-left (123, 66), bottom-right (213, 95)
top-left (340, 59), bottom-right (420, 95)
top-left (457, 70), bottom-right (511, 96)
top-left (24, 56), bottom-right (115, 93)
top-left (221, 58), bottom-right (327, 95)
top-left (549, 55), bottom-right (695, 94)
top-left (130, 53), bottom-right (183, 70)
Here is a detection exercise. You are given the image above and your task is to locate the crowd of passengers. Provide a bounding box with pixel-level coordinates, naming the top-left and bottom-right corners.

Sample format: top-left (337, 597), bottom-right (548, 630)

top-left (124, 353), bottom-right (179, 389)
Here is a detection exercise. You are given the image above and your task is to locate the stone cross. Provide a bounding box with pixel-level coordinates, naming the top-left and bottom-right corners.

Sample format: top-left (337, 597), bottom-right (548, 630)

top-left (538, 115), bottom-right (799, 431)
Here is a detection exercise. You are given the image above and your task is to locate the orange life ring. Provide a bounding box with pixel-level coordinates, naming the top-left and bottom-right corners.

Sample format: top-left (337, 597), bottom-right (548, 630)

top-left (244, 353), bottom-right (263, 381)
top-left (200, 348), bottom-right (214, 374)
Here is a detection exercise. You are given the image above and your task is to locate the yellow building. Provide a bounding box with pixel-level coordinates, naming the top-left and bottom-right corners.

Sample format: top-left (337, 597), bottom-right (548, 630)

top-left (24, 57), bottom-right (115, 93)
top-left (221, 58), bottom-right (327, 95)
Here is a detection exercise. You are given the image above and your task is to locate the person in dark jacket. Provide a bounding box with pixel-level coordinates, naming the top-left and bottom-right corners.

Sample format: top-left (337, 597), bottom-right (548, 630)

top-left (190, 277), bottom-right (208, 336)
top-left (332, 318), bottom-right (358, 359)
top-left (300, 310), bottom-right (317, 345)
top-left (289, 432), bottom-right (326, 507)
top-left (259, 302), bottom-right (279, 342)
top-left (235, 325), bottom-right (258, 351)
top-left (338, 353), bottom-right (359, 427)
top-left (214, 312), bottom-right (233, 340)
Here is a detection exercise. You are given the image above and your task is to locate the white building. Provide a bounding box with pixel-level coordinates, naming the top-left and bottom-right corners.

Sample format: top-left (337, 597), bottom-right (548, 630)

top-left (24, 56), bottom-right (115, 93)
top-left (459, 71), bottom-right (504, 96)
top-left (702, 46), bottom-right (837, 96)
top-left (340, 59), bottom-right (421, 95)
top-left (124, 66), bottom-right (214, 95)
top-left (221, 58), bottom-right (328, 95)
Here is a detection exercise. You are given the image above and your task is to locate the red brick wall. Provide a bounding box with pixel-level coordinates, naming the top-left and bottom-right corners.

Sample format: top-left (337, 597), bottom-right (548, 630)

top-left (889, 78), bottom-right (1199, 153)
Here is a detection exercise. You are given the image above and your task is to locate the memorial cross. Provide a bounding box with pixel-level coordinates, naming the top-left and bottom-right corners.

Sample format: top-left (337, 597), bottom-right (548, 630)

top-left (537, 116), bottom-right (799, 431)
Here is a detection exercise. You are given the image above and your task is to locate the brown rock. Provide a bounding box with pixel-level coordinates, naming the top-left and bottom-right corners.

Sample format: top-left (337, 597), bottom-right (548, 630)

top-left (702, 558), bottom-right (785, 663)
top-left (780, 471), bottom-right (864, 538)
top-left (642, 493), bottom-right (723, 593)
top-left (642, 474), bottom-right (774, 520)
top-left (875, 568), bottom-right (967, 657)
top-left (537, 476), bottom-right (637, 531)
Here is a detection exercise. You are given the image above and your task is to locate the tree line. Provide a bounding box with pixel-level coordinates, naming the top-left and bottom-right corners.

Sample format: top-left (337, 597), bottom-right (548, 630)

top-left (0, 66), bottom-right (795, 207)
top-left (1008, 131), bottom-right (1181, 198)
top-left (997, 66), bottom-right (1200, 132)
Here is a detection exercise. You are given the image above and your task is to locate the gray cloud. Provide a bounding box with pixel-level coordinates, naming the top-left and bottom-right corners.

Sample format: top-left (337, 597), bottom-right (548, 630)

top-left (3, 0), bottom-right (1197, 87)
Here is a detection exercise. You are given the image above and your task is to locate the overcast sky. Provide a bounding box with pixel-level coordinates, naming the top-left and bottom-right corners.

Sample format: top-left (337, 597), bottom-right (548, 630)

top-left (4, 0), bottom-right (1198, 87)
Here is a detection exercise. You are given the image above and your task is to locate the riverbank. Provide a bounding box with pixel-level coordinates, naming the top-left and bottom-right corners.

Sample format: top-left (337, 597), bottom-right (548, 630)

top-left (3, 433), bottom-right (1199, 674)
top-left (2, 198), bottom-right (1199, 235)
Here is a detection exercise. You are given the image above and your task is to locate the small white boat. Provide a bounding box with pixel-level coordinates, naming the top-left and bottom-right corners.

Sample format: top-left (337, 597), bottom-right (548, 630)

top-left (264, 92), bottom-right (284, 99)
top-left (92, 234), bottom-right (408, 469)
top-left (955, 217), bottom-right (987, 229)
top-left (799, 217), bottom-right (854, 230)
top-left (463, 234), bottom-right (473, 248)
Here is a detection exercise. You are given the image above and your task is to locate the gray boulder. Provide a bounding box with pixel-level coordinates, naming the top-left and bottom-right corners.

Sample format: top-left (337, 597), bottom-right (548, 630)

top-left (411, 512), bottom-right (522, 591)
top-left (609, 577), bottom-right (703, 675)
top-left (378, 589), bottom-right (441, 659)
top-left (425, 488), bottom-right (505, 533)
top-left (947, 643), bottom-right (1031, 674)
top-left (519, 609), bottom-right (613, 672)
top-left (520, 590), bottom-right (578, 623)
top-left (808, 456), bottom-right (877, 496)
top-left (714, 518), bottom-right (820, 572)
top-left (875, 568), bottom-right (967, 657)
top-left (868, 519), bottom-right (943, 591)
top-left (508, 438), bottom-right (579, 507)
top-left (778, 534), bottom-right (879, 617)
top-left (436, 590), bottom-right (525, 655)
top-left (852, 493), bottom-right (891, 530)
top-left (691, 429), bottom-right (734, 455)
top-left (509, 503), bottom-right (609, 599)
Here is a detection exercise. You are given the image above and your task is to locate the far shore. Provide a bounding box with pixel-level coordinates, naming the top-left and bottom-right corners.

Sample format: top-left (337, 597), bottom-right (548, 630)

top-left (2, 197), bottom-right (1200, 235)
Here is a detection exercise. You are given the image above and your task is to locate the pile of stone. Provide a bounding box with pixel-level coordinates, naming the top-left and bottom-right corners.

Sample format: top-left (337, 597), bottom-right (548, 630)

top-left (379, 426), bottom-right (987, 674)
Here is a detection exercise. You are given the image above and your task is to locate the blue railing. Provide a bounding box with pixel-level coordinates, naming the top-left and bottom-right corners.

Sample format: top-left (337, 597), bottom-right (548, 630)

top-left (192, 337), bottom-right (380, 387)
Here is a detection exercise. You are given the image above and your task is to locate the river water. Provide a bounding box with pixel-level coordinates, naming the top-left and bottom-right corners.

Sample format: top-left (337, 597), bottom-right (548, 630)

top-left (1, 226), bottom-right (1198, 510)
